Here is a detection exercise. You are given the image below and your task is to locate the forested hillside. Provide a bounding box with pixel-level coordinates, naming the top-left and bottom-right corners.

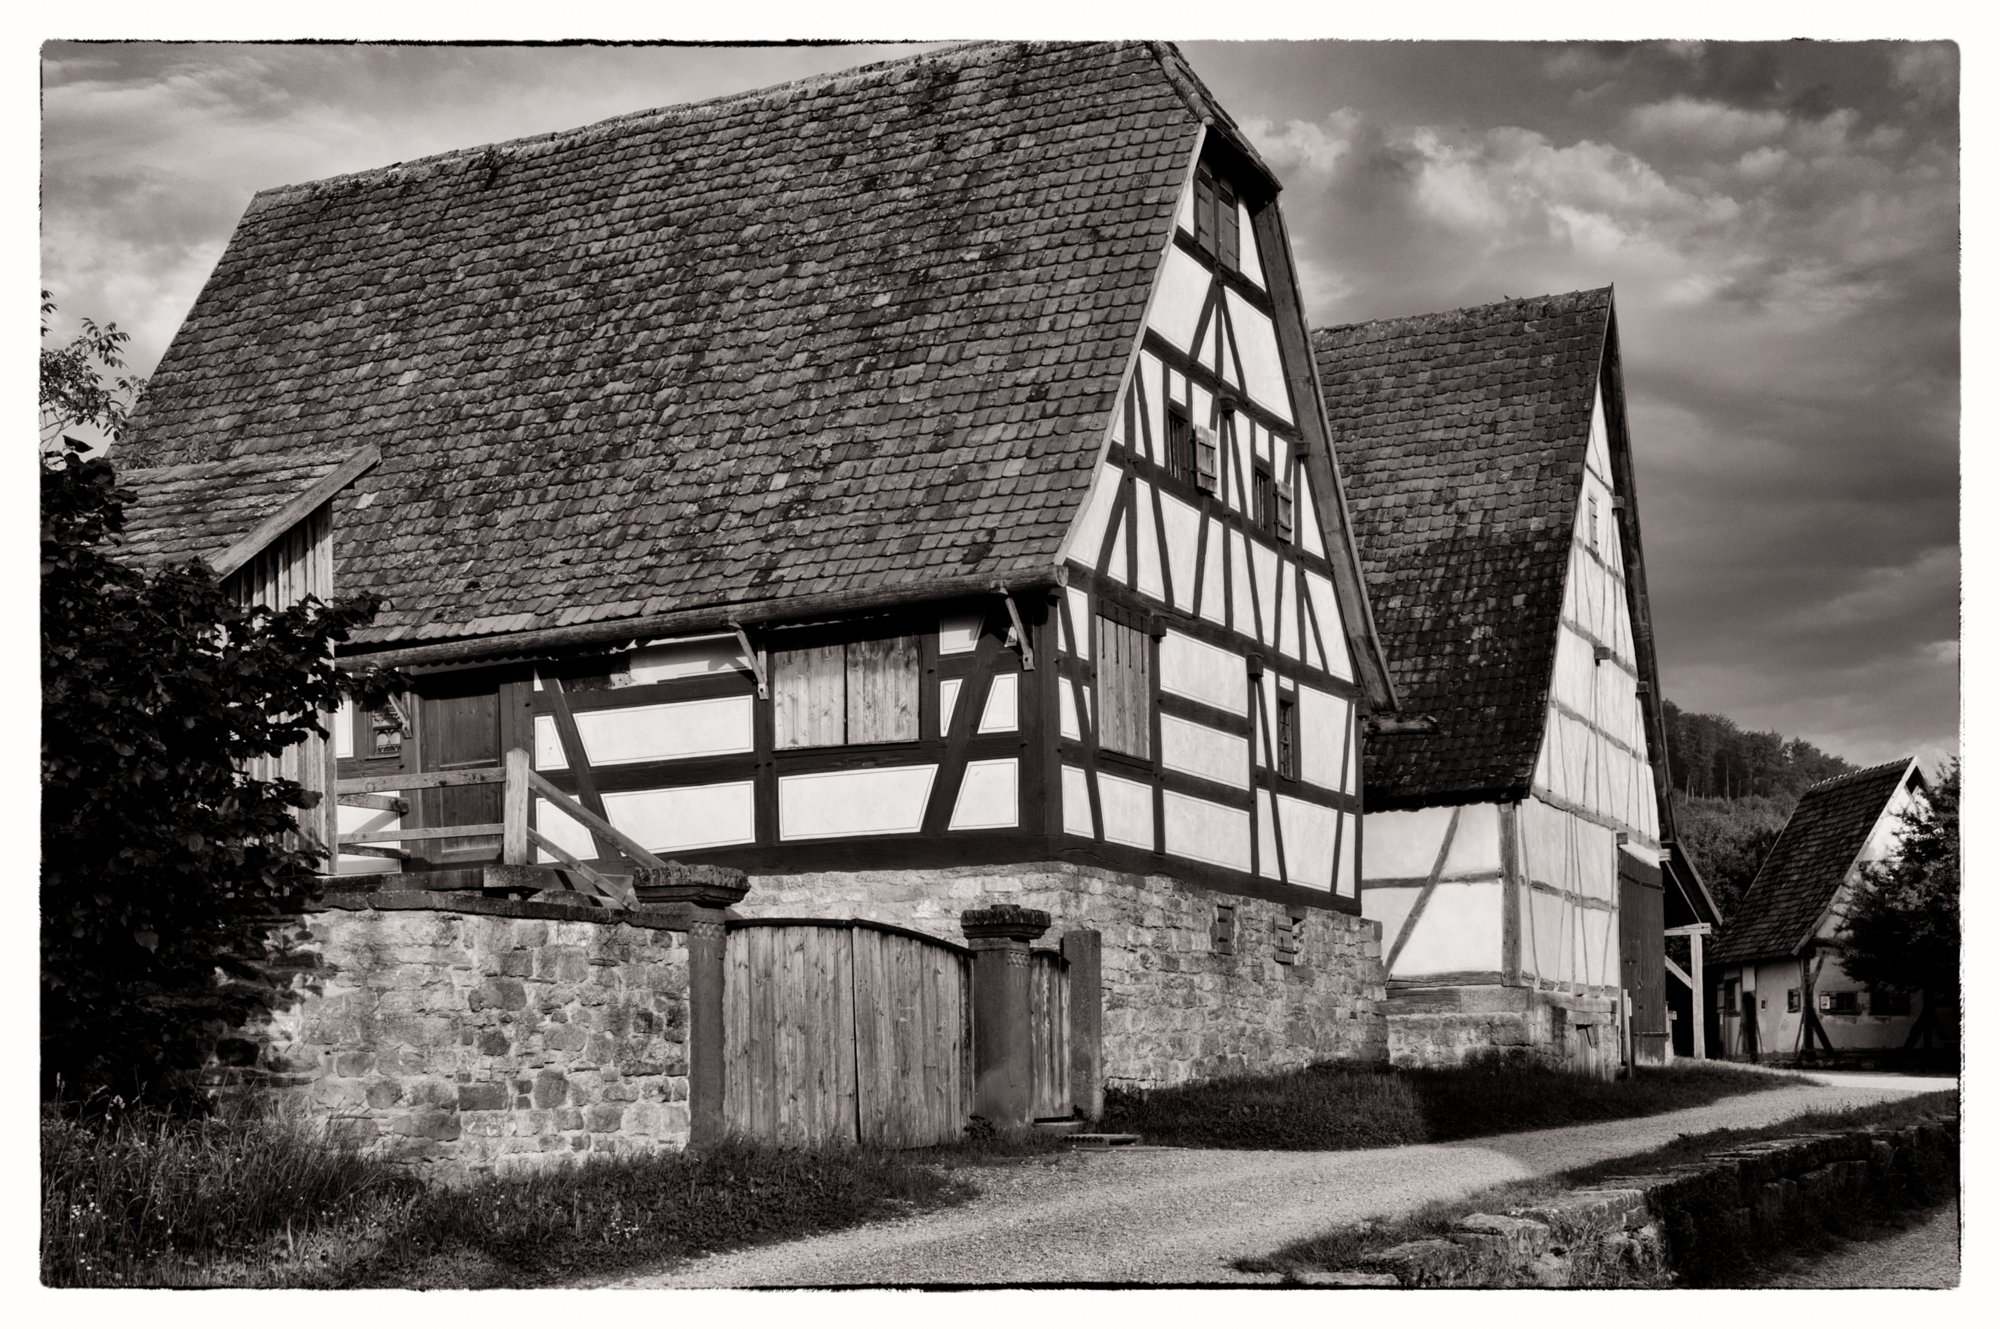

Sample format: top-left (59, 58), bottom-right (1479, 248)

top-left (1659, 700), bottom-right (1857, 919)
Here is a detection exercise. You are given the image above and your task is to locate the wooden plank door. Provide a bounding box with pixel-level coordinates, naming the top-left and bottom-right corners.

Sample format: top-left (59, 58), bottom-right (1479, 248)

top-left (416, 681), bottom-right (503, 863)
top-left (1618, 868), bottom-right (1668, 1064)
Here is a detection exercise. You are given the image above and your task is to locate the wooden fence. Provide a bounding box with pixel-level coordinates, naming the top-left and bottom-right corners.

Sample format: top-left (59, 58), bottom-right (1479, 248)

top-left (1028, 949), bottom-right (1071, 1121)
top-left (721, 919), bottom-right (973, 1147)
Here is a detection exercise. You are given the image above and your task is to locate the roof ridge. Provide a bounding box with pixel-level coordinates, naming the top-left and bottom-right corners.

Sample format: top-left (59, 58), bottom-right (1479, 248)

top-left (1800, 756), bottom-right (1914, 796)
top-left (1312, 286), bottom-right (1614, 342)
top-left (252, 40), bottom-right (1115, 203)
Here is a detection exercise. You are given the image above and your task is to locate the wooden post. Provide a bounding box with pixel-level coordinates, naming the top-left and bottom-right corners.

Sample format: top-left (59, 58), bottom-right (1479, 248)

top-left (647, 878), bottom-right (753, 1148)
top-left (1688, 930), bottom-right (1705, 1060)
top-left (1061, 928), bottom-right (1103, 1121)
top-left (1622, 987), bottom-right (1635, 1077)
top-left (962, 905), bottom-right (1051, 1130)
top-left (502, 747), bottom-right (530, 866)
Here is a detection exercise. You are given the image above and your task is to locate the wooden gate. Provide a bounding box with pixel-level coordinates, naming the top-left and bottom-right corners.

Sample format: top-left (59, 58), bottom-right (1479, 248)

top-left (721, 919), bottom-right (972, 1147)
top-left (1029, 949), bottom-right (1071, 1120)
top-left (1618, 852), bottom-right (1668, 1066)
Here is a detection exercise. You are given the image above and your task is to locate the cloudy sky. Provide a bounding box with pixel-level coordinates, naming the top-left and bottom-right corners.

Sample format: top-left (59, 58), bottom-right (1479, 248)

top-left (39, 38), bottom-right (1959, 770)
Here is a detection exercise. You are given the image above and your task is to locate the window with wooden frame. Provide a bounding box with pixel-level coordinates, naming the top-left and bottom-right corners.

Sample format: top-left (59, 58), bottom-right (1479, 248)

top-left (1252, 456), bottom-right (1280, 539)
top-left (772, 629), bottom-right (920, 748)
top-left (1191, 166), bottom-right (1240, 272)
top-left (1786, 988), bottom-right (1801, 1013)
top-left (1588, 495), bottom-right (1600, 552)
top-left (1165, 403), bottom-right (1198, 486)
top-left (1276, 693), bottom-right (1299, 781)
top-left (1094, 612), bottom-right (1152, 760)
top-left (1820, 990), bottom-right (1860, 1015)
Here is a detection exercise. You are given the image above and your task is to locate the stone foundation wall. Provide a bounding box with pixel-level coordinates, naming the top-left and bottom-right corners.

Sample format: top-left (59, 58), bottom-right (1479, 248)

top-left (1383, 984), bottom-right (1619, 1077)
top-left (221, 893), bottom-right (693, 1179)
top-left (739, 862), bottom-right (1387, 1088)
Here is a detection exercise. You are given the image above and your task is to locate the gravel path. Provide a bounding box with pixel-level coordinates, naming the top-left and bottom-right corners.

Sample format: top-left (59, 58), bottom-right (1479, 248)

top-left (598, 1071), bottom-right (1946, 1288)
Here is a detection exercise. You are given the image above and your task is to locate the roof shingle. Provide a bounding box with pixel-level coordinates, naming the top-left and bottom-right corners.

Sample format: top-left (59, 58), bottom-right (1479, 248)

top-left (1311, 288), bottom-right (1612, 806)
top-left (115, 449), bottom-right (372, 575)
top-left (115, 41), bottom-right (1209, 649)
top-left (1710, 759), bottom-right (1919, 966)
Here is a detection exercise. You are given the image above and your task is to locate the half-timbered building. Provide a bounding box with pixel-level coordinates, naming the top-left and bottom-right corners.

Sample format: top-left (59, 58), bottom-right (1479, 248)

top-left (1709, 759), bottom-right (1936, 1061)
top-left (1311, 289), bottom-right (1719, 1072)
top-left (114, 40), bottom-right (1398, 1088)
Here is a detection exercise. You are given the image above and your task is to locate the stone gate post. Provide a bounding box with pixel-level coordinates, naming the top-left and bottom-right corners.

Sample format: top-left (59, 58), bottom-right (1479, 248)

top-left (961, 904), bottom-right (1051, 1129)
top-left (1061, 928), bottom-right (1103, 1120)
top-left (648, 876), bottom-right (750, 1147)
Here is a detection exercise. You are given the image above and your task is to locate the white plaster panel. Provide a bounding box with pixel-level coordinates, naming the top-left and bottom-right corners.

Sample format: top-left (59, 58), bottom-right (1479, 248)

top-left (597, 781), bottom-right (757, 854)
top-left (1068, 463), bottom-right (1122, 572)
top-left (978, 673), bottom-right (1019, 733)
top-left (1236, 200), bottom-right (1266, 289)
top-left (1097, 771), bottom-right (1156, 850)
top-left (1198, 516), bottom-right (1227, 625)
top-left (629, 636), bottom-right (746, 683)
top-left (1363, 884), bottom-right (1418, 962)
top-left (1159, 491), bottom-right (1202, 615)
top-left (1278, 560), bottom-right (1300, 660)
top-left (1137, 353), bottom-right (1163, 460)
top-left (1061, 764), bottom-right (1095, 838)
top-left (1277, 794), bottom-right (1339, 890)
top-left (1191, 381), bottom-right (1213, 432)
top-left (1159, 629), bottom-right (1247, 715)
top-left (1335, 812), bottom-right (1358, 897)
top-left (1393, 879), bottom-right (1504, 977)
top-left (1229, 529), bottom-right (1257, 637)
top-left (1587, 385), bottom-right (1613, 485)
top-left (1519, 794), bottom-right (1618, 902)
top-left (1305, 570), bottom-right (1352, 681)
top-left (1231, 419), bottom-right (1254, 517)
top-left (1105, 519), bottom-right (1128, 584)
top-left (1175, 179), bottom-right (1196, 236)
top-left (532, 796), bottom-right (595, 863)
top-left (1257, 789), bottom-right (1281, 880)
top-left (949, 758), bottom-right (1019, 831)
top-left (1298, 471), bottom-right (1327, 558)
top-left (938, 677), bottom-right (962, 737)
top-left (939, 612), bottom-right (983, 656)
top-left (1442, 801), bottom-right (1503, 876)
top-left (334, 796), bottom-right (401, 874)
top-left (778, 765), bottom-right (937, 841)
top-left (569, 695), bottom-right (754, 766)
top-left (1362, 804), bottom-right (1461, 880)
top-left (1059, 679), bottom-right (1081, 741)
top-left (1160, 713), bottom-right (1249, 789)
top-left (1297, 684), bottom-right (1350, 792)
top-left (1251, 540), bottom-right (1281, 649)
top-left (534, 713), bottom-right (567, 769)
top-left (1163, 790), bottom-right (1253, 872)
top-left (1066, 586), bottom-right (1091, 660)
top-left (1134, 480), bottom-right (1165, 602)
top-left (333, 698), bottom-right (355, 760)
top-left (1226, 288), bottom-right (1293, 423)
top-left (1146, 245), bottom-right (1210, 353)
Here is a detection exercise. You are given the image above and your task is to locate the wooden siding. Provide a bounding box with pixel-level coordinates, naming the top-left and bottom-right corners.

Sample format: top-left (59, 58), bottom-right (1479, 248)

top-left (723, 921), bottom-right (970, 1147)
top-left (773, 642), bottom-right (846, 748)
top-left (1095, 615), bottom-right (1151, 759)
top-left (847, 633), bottom-right (919, 743)
top-left (773, 633), bottom-right (919, 748)
top-left (1029, 949), bottom-right (1072, 1121)
top-left (226, 502), bottom-right (335, 849)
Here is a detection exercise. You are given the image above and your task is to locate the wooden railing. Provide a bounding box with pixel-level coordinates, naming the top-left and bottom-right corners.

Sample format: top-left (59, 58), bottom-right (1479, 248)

top-left (335, 747), bottom-right (662, 909)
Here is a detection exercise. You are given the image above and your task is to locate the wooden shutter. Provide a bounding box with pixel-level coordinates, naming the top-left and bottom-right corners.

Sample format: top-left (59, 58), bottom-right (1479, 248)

top-left (846, 634), bottom-right (919, 743)
top-left (1195, 423), bottom-right (1219, 494)
top-left (1217, 181), bottom-right (1240, 272)
top-left (774, 642), bottom-right (846, 748)
top-left (1278, 479), bottom-right (1296, 542)
top-left (1193, 171), bottom-right (1217, 254)
top-left (1095, 615), bottom-right (1151, 760)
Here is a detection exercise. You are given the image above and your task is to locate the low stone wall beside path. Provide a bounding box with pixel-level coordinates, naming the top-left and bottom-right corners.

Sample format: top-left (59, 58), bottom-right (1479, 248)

top-left (1303, 1110), bottom-right (1960, 1288)
top-left (215, 891), bottom-right (698, 1180)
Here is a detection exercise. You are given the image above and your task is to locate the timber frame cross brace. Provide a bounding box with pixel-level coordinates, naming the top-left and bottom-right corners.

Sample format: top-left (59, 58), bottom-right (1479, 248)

top-left (727, 623), bottom-right (769, 698)
top-left (995, 586), bottom-right (1035, 671)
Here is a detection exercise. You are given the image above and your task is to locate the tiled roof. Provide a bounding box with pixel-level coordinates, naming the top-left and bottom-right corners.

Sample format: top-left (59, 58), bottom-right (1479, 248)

top-left (115, 448), bottom-right (376, 576)
top-left (1311, 289), bottom-right (1612, 806)
top-left (114, 41), bottom-right (1215, 650)
top-left (1710, 759), bottom-right (1918, 966)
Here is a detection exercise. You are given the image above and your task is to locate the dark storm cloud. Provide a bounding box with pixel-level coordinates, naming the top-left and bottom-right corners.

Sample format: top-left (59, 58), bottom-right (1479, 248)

top-left (38, 40), bottom-right (1958, 768)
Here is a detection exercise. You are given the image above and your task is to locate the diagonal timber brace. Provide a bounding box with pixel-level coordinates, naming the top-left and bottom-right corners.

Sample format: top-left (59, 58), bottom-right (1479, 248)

top-left (994, 586), bottom-right (1035, 671)
top-left (728, 623), bottom-right (768, 698)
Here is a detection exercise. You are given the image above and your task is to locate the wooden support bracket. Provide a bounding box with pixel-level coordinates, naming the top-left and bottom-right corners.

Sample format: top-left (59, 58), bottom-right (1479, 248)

top-left (996, 587), bottom-right (1035, 671)
top-left (728, 623), bottom-right (768, 698)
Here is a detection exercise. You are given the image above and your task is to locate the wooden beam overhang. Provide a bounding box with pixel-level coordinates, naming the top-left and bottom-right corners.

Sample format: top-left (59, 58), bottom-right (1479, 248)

top-left (343, 568), bottom-right (1061, 671)
top-left (995, 585), bottom-right (1035, 671)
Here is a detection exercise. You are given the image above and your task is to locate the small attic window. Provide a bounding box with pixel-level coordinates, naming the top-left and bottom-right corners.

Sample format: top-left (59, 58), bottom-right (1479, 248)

top-left (1192, 167), bottom-right (1240, 273)
top-left (1587, 496), bottom-right (1600, 551)
top-left (1165, 404), bottom-right (1197, 485)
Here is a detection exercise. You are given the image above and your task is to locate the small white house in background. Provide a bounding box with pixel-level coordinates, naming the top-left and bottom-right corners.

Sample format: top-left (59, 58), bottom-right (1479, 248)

top-left (1709, 758), bottom-right (1933, 1060)
top-left (1311, 289), bottom-right (1720, 1073)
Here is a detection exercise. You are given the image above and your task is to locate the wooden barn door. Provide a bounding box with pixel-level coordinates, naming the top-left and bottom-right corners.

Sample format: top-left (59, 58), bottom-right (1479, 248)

top-left (722, 922), bottom-right (972, 1147)
top-left (1619, 854), bottom-right (1668, 1064)
top-left (415, 676), bottom-right (505, 863)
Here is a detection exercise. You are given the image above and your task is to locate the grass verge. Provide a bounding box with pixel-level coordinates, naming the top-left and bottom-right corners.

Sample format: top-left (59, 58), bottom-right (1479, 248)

top-left (42, 1101), bottom-right (1061, 1288)
top-left (1097, 1056), bottom-right (1797, 1151)
top-left (1239, 1088), bottom-right (1959, 1279)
